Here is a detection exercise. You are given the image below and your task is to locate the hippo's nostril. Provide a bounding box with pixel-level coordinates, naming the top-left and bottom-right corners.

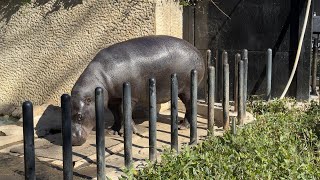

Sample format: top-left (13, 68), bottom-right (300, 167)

top-left (71, 124), bottom-right (88, 146)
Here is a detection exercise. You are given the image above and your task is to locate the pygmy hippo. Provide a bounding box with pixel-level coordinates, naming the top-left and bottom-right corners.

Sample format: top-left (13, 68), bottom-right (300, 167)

top-left (71, 35), bottom-right (204, 146)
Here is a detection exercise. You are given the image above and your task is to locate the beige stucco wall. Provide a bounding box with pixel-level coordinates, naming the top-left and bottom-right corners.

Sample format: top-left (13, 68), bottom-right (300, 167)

top-left (0, 0), bottom-right (182, 110)
top-left (155, 0), bottom-right (183, 38)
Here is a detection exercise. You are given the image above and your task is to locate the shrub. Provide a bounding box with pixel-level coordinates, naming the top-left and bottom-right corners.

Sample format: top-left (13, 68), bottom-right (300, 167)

top-left (122, 99), bottom-right (320, 179)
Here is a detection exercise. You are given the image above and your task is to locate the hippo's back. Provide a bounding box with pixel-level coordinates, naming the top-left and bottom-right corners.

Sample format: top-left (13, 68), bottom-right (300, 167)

top-left (92, 35), bottom-right (205, 103)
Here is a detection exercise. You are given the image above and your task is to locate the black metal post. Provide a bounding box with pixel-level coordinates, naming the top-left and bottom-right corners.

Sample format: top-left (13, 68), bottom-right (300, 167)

top-left (242, 49), bottom-right (248, 117)
top-left (123, 82), bottom-right (132, 168)
top-left (232, 117), bottom-right (237, 135)
top-left (171, 74), bottom-right (178, 152)
top-left (238, 60), bottom-right (245, 125)
top-left (234, 53), bottom-right (241, 112)
top-left (149, 78), bottom-right (157, 161)
top-left (266, 49), bottom-right (272, 100)
top-left (190, 69), bottom-right (198, 145)
top-left (95, 88), bottom-right (105, 180)
top-left (23, 101), bottom-right (35, 180)
top-left (208, 66), bottom-right (215, 135)
top-left (61, 94), bottom-right (73, 180)
top-left (222, 51), bottom-right (230, 130)
top-left (312, 38), bottom-right (318, 95)
top-left (205, 49), bottom-right (212, 103)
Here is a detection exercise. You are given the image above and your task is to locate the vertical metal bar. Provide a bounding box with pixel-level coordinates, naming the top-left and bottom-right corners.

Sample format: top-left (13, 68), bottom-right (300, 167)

top-left (123, 82), bottom-right (132, 168)
top-left (242, 49), bottom-right (248, 117)
top-left (208, 66), bottom-right (215, 135)
top-left (234, 53), bottom-right (241, 112)
top-left (149, 78), bottom-right (157, 161)
top-left (266, 49), bottom-right (273, 101)
top-left (95, 88), bottom-right (105, 180)
top-left (205, 49), bottom-right (212, 103)
top-left (61, 94), bottom-right (73, 180)
top-left (23, 101), bottom-right (35, 180)
top-left (190, 69), bottom-right (198, 145)
top-left (232, 117), bottom-right (237, 135)
top-left (312, 38), bottom-right (318, 95)
top-left (238, 60), bottom-right (245, 126)
top-left (223, 50), bottom-right (228, 65)
top-left (171, 74), bottom-right (178, 152)
top-left (222, 51), bottom-right (230, 130)
top-left (216, 50), bottom-right (223, 102)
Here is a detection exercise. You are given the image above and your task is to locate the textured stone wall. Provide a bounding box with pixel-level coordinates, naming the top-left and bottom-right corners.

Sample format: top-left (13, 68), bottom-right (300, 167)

top-left (0, 0), bottom-right (182, 109)
top-left (155, 0), bottom-right (183, 38)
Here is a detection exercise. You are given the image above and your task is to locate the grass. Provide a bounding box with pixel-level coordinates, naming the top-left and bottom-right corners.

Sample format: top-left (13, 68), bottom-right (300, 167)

top-left (121, 98), bottom-right (320, 179)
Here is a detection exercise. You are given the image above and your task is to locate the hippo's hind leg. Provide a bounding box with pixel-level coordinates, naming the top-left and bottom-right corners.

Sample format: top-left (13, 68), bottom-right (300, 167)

top-left (178, 92), bottom-right (191, 130)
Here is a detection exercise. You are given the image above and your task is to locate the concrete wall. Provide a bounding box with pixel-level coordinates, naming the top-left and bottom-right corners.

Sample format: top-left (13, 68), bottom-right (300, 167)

top-left (155, 0), bottom-right (183, 37)
top-left (0, 0), bottom-right (182, 111)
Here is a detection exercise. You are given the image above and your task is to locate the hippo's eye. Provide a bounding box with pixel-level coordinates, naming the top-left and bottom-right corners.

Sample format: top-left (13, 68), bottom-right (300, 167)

top-left (84, 98), bottom-right (92, 104)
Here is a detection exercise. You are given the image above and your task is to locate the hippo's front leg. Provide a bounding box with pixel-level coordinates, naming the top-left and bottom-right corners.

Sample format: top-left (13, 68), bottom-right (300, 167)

top-left (108, 101), bottom-right (138, 136)
top-left (108, 104), bottom-right (122, 135)
top-left (119, 100), bottom-right (138, 135)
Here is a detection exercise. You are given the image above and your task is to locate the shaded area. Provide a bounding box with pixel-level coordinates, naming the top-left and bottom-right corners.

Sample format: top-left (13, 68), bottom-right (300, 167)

top-left (187, 0), bottom-right (312, 100)
top-left (0, 153), bottom-right (91, 179)
top-left (0, 0), bottom-right (82, 23)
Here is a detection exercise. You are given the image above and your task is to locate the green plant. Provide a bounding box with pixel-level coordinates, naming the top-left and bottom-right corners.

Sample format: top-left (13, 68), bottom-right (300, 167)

top-left (125, 99), bottom-right (320, 179)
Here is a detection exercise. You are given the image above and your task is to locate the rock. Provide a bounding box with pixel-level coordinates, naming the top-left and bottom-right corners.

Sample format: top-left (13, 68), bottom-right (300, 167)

top-left (0, 131), bottom-right (6, 136)
top-left (11, 103), bottom-right (51, 119)
top-left (2, 115), bottom-right (9, 120)
top-left (34, 104), bottom-right (50, 117)
top-left (11, 107), bottom-right (22, 118)
top-left (0, 104), bottom-right (16, 116)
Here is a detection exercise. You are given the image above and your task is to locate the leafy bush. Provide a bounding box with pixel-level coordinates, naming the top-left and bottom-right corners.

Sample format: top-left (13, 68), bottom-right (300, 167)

top-left (123, 99), bottom-right (320, 179)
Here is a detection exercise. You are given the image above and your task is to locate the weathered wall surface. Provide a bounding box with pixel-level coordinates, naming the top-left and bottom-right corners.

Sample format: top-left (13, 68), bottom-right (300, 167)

top-left (155, 0), bottom-right (183, 38)
top-left (0, 0), bottom-right (182, 110)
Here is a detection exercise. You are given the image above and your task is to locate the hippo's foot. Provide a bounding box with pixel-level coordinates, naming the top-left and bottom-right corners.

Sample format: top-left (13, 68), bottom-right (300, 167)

top-left (106, 128), bottom-right (121, 136)
top-left (178, 119), bottom-right (190, 130)
top-left (119, 121), bottom-right (139, 136)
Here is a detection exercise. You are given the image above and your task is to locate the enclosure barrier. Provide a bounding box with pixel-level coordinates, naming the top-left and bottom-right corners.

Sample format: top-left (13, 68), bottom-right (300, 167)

top-left (190, 69), bottom-right (198, 145)
top-left (222, 51), bottom-right (230, 130)
top-left (266, 49), bottom-right (273, 101)
top-left (312, 39), bottom-right (319, 95)
top-left (61, 94), bottom-right (73, 180)
top-left (207, 66), bottom-right (215, 135)
top-left (123, 82), bottom-right (133, 168)
top-left (21, 48), bottom-right (275, 178)
top-left (149, 78), bottom-right (157, 161)
top-left (238, 60), bottom-right (245, 126)
top-left (95, 88), bottom-right (106, 179)
top-left (23, 101), bottom-right (35, 180)
top-left (234, 53), bottom-right (241, 112)
top-left (170, 73), bottom-right (179, 152)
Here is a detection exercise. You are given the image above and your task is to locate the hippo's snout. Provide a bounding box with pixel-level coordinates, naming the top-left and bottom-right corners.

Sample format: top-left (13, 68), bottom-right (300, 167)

top-left (72, 124), bottom-right (88, 146)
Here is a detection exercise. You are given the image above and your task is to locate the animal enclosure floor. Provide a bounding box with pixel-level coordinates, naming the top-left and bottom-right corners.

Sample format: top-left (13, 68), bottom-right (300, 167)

top-left (0, 102), bottom-right (255, 179)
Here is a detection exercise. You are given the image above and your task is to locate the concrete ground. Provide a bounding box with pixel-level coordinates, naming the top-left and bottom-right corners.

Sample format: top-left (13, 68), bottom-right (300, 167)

top-left (0, 101), bottom-right (255, 179)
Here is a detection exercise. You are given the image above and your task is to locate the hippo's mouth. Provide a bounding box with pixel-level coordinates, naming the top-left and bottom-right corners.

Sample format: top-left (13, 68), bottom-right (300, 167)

top-left (72, 123), bottom-right (90, 146)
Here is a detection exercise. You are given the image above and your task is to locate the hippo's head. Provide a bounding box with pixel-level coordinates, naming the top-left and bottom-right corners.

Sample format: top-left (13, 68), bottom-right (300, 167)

top-left (70, 85), bottom-right (96, 146)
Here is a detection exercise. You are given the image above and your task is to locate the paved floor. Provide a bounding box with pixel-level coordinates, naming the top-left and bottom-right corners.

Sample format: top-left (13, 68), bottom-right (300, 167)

top-left (0, 102), bottom-right (255, 179)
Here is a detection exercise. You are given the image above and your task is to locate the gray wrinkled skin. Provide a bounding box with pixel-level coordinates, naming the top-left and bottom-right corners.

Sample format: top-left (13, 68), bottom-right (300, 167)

top-left (71, 35), bottom-right (205, 146)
